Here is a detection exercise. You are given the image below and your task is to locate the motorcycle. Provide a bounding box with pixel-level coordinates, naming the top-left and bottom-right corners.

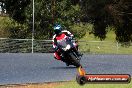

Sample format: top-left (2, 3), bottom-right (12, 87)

top-left (57, 36), bottom-right (82, 67)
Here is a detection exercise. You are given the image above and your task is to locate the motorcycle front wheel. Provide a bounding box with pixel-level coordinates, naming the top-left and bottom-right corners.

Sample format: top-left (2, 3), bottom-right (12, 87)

top-left (69, 52), bottom-right (81, 67)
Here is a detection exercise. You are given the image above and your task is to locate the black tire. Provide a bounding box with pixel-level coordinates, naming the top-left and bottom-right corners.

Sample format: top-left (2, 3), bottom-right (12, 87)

top-left (69, 52), bottom-right (81, 67)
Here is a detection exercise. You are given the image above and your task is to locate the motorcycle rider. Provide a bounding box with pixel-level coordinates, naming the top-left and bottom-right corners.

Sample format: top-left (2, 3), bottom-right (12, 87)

top-left (52, 24), bottom-right (82, 63)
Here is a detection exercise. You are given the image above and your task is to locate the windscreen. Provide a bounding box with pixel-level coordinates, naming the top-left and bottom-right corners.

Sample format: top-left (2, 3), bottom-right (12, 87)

top-left (57, 37), bottom-right (71, 48)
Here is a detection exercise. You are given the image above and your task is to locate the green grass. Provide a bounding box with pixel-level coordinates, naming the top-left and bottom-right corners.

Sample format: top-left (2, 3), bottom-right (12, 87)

top-left (57, 81), bottom-right (132, 88)
top-left (78, 41), bottom-right (132, 54)
top-left (77, 25), bottom-right (132, 54)
top-left (3, 81), bottom-right (131, 88)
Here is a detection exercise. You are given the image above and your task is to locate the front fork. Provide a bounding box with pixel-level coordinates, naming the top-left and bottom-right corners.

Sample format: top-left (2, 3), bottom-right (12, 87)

top-left (72, 50), bottom-right (81, 61)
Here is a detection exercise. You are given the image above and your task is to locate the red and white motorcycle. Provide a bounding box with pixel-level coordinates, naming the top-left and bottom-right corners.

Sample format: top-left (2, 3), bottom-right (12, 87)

top-left (57, 34), bottom-right (82, 67)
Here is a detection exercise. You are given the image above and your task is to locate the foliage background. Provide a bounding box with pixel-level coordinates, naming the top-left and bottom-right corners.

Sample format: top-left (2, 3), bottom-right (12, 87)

top-left (0, 0), bottom-right (132, 43)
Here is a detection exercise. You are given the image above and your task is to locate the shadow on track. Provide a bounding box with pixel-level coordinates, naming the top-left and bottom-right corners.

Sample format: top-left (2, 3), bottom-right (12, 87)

top-left (51, 66), bottom-right (77, 70)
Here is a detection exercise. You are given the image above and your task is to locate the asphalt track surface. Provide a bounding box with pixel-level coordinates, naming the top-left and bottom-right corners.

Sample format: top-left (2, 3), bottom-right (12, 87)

top-left (0, 53), bottom-right (132, 85)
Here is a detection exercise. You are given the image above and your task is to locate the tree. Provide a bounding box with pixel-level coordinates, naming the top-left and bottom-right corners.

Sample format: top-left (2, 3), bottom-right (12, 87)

top-left (107, 0), bottom-right (132, 43)
top-left (4, 0), bottom-right (30, 23)
top-left (81, 0), bottom-right (132, 42)
top-left (3, 0), bottom-right (82, 39)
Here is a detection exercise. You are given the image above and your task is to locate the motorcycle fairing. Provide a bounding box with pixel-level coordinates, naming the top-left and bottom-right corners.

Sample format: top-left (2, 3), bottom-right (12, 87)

top-left (56, 33), bottom-right (74, 49)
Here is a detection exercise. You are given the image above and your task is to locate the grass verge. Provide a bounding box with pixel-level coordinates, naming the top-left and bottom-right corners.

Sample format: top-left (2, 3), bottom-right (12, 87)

top-left (78, 30), bottom-right (132, 54)
top-left (57, 81), bottom-right (132, 88)
top-left (1, 80), bottom-right (132, 88)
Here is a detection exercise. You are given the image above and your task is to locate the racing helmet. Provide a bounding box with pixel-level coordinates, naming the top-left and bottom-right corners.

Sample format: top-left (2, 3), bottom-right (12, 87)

top-left (53, 24), bottom-right (62, 34)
